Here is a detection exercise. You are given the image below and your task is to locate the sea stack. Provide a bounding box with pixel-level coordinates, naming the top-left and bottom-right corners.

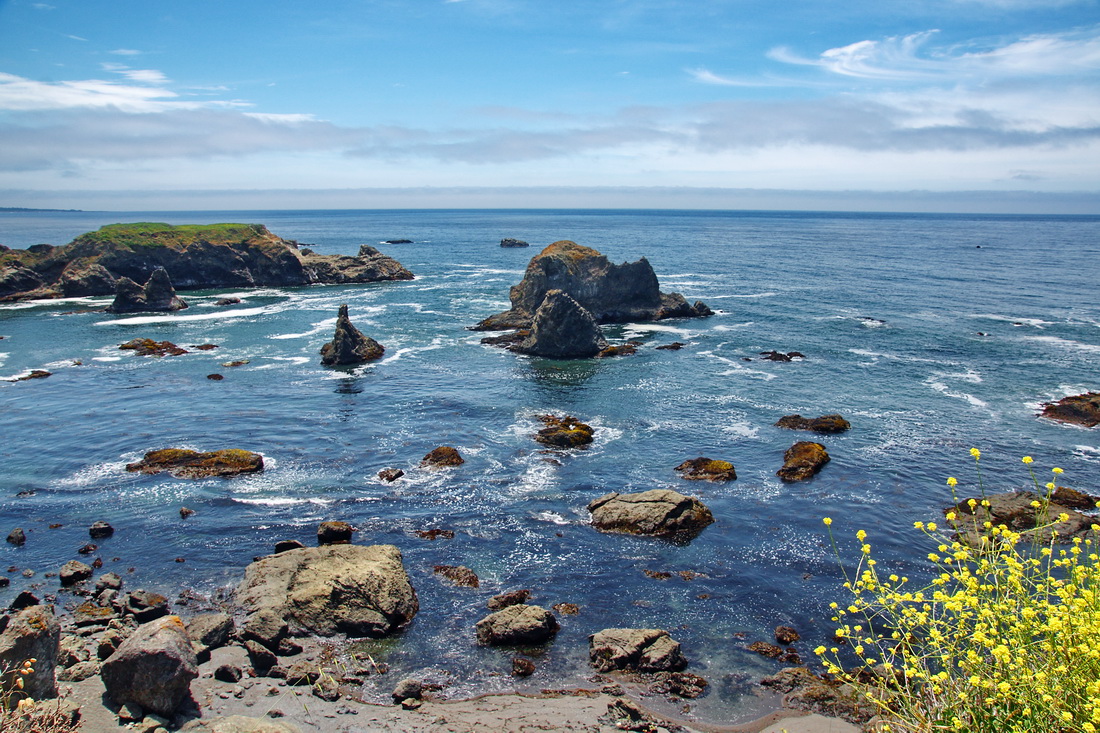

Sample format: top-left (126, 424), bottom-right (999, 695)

top-left (473, 240), bottom-right (711, 330)
top-left (510, 290), bottom-right (608, 359)
top-left (320, 304), bottom-right (384, 366)
top-left (106, 268), bottom-right (188, 313)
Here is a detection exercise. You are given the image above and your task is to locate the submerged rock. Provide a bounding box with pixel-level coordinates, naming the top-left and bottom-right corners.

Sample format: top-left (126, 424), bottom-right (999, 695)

top-left (434, 565), bottom-right (480, 588)
top-left (674, 457), bottom-right (737, 482)
top-left (775, 414), bottom-right (851, 434)
top-left (236, 544), bottom-right (419, 637)
top-left (475, 604), bottom-right (559, 646)
top-left (534, 415), bottom-right (595, 448)
top-left (589, 628), bottom-right (686, 673)
top-left (777, 442), bottom-right (830, 482)
top-left (588, 489), bottom-right (714, 541)
top-left (473, 240), bottom-right (711, 330)
top-left (106, 267), bottom-right (187, 313)
top-left (1040, 392), bottom-right (1100, 427)
top-left (319, 304), bottom-right (384, 366)
top-left (421, 446), bottom-right (464, 467)
top-left (119, 338), bottom-right (188, 357)
top-left (126, 448), bottom-right (264, 478)
top-left (509, 290), bottom-right (608, 359)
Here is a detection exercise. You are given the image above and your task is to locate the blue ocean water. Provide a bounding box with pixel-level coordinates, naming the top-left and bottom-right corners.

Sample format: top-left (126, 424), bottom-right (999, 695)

top-left (1, 209), bottom-right (1098, 723)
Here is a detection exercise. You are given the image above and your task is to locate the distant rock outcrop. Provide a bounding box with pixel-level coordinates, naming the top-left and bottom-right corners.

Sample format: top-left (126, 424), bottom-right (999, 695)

top-left (0, 223), bottom-right (414, 302)
top-left (500, 238), bottom-right (529, 248)
top-left (106, 267), bottom-right (188, 313)
top-left (509, 290), bottom-right (608, 358)
top-left (534, 415), bottom-right (595, 448)
top-left (473, 240), bottom-right (711, 330)
top-left (1040, 392), bottom-right (1100, 427)
top-left (125, 448), bottom-right (264, 478)
top-left (319, 304), bottom-right (384, 366)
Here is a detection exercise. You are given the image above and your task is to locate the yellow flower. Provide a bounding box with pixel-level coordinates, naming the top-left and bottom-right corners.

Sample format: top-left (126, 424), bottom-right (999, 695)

top-left (1022, 456), bottom-right (1033, 464)
top-left (926, 522), bottom-right (938, 532)
top-left (946, 512), bottom-right (956, 520)
top-left (1053, 467), bottom-right (1064, 474)
top-left (822, 517), bottom-right (832, 526)
top-left (970, 448), bottom-right (981, 460)
top-left (947, 476), bottom-right (958, 487)
top-left (856, 529), bottom-right (867, 542)
top-left (914, 521), bottom-right (924, 529)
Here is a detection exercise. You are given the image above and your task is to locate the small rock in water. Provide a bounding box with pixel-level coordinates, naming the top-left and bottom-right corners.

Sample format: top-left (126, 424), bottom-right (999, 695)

top-left (317, 521), bottom-right (354, 546)
top-left (6, 528), bottom-right (26, 546)
top-left (78, 543), bottom-right (97, 555)
top-left (488, 589), bottom-right (531, 610)
top-left (89, 521), bottom-right (114, 539)
top-left (378, 468), bottom-right (404, 482)
top-left (179, 507), bottom-right (195, 519)
top-left (206, 374), bottom-right (224, 381)
top-left (775, 625), bottom-right (800, 644)
top-left (414, 528), bottom-right (454, 540)
top-left (274, 539), bottom-right (305, 553)
top-left (512, 658), bottom-right (536, 676)
top-left (434, 565), bottom-right (479, 588)
top-left (421, 446), bottom-right (464, 467)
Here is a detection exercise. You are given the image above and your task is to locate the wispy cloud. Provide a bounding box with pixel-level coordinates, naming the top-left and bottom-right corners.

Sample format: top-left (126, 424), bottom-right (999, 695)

top-left (687, 68), bottom-right (770, 87)
top-left (109, 49), bottom-right (143, 56)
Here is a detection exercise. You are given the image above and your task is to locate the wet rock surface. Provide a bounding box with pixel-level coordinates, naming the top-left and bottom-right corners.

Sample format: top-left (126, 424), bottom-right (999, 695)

top-left (589, 628), bottom-right (686, 673)
top-left (674, 457), bottom-right (737, 482)
top-left (508, 289), bottom-right (608, 359)
top-left (126, 449), bottom-right (265, 479)
top-left (421, 446), bottom-right (464, 467)
top-left (475, 604), bottom-right (559, 646)
top-left (534, 414), bottom-right (595, 448)
top-left (775, 414), bottom-right (851, 434)
top-left (777, 441), bottom-right (830, 481)
top-left (319, 304), bottom-right (384, 366)
top-left (588, 489), bottom-right (714, 541)
top-left (106, 267), bottom-right (188, 313)
top-left (1040, 392), bottom-right (1100, 427)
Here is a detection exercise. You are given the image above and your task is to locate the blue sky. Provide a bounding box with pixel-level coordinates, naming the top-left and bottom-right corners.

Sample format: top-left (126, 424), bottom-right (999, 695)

top-left (1, 0), bottom-right (1098, 211)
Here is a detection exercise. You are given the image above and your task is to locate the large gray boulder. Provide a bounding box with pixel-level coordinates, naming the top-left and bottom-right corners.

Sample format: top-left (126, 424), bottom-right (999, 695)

top-left (587, 489), bottom-right (714, 540)
top-left (0, 605), bottom-right (60, 700)
top-left (474, 240), bottom-right (711, 330)
top-left (319, 304), bottom-right (384, 366)
top-left (100, 615), bottom-right (198, 716)
top-left (475, 604), bottom-right (559, 646)
top-left (589, 628), bottom-right (687, 672)
top-left (510, 290), bottom-right (608, 359)
top-left (236, 544), bottom-right (418, 637)
top-left (106, 267), bottom-right (188, 313)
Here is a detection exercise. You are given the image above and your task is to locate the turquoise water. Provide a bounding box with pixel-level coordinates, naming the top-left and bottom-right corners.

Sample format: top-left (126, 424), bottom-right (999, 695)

top-left (1, 209), bottom-right (1098, 723)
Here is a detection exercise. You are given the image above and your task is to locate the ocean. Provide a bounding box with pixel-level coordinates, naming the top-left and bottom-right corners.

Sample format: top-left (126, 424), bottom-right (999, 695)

top-left (1, 208), bottom-right (1098, 724)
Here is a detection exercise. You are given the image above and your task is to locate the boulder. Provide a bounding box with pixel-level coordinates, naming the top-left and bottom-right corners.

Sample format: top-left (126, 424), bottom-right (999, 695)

top-left (500, 238), bottom-right (529, 248)
top-left (0, 605), bottom-right (60, 700)
top-left (392, 678), bottom-right (423, 703)
top-left (317, 521), bottom-right (354, 546)
top-left (241, 608), bottom-right (287, 651)
top-left (186, 612), bottom-right (234, 659)
top-left (378, 468), bottom-right (404, 482)
top-left (6, 528), bottom-right (25, 546)
top-left (947, 491), bottom-right (1097, 545)
top-left (1040, 392), bottom-right (1100, 427)
top-left (126, 448), bottom-right (264, 478)
top-left (106, 268), bottom-right (188, 313)
top-left (475, 604), bottom-right (559, 646)
top-left (473, 240), bottom-right (711, 330)
top-left (119, 338), bottom-right (188, 357)
top-left (488, 589), bottom-right (531, 610)
top-left (509, 290), bottom-right (608, 359)
top-left (274, 540), bottom-right (305, 553)
top-left (421, 446), bottom-right (464, 467)
top-left (775, 414), bottom-right (851, 434)
top-left (59, 560), bottom-right (93, 586)
top-left (319, 304), bottom-right (384, 366)
top-left (588, 489), bottom-right (714, 541)
top-left (89, 520), bottom-right (114, 539)
top-left (777, 442), bottom-right (830, 481)
top-left (534, 415), bottom-right (595, 448)
top-left (0, 265), bottom-right (44, 300)
top-left (101, 615), bottom-right (198, 716)
top-left (236, 544), bottom-right (418, 637)
top-left (123, 590), bottom-right (170, 623)
top-left (433, 565), bottom-right (479, 588)
top-left (674, 457), bottom-right (737, 482)
top-left (588, 628), bottom-right (686, 672)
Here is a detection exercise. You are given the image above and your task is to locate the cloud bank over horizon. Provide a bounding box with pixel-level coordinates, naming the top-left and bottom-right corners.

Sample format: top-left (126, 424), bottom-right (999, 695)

top-left (1, 1), bottom-right (1097, 211)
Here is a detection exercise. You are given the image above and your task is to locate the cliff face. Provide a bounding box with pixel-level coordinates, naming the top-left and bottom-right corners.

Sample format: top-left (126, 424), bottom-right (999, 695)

top-left (0, 223), bottom-right (413, 301)
top-left (473, 240), bottom-right (710, 330)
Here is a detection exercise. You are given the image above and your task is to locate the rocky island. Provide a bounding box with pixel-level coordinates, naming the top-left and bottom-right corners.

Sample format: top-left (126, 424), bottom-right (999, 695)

top-left (0, 223), bottom-right (413, 301)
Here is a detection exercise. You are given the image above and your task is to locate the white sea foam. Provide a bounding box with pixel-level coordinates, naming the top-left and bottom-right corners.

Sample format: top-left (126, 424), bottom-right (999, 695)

top-left (269, 318), bottom-right (338, 340)
top-left (94, 306), bottom-right (276, 326)
top-left (970, 313), bottom-right (1052, 328)
top-left (924, 370), bottom-right (987, 408)
top-left (723, 419), bottom-right (760, 439)
top-left (379, 340), bottom-right (445, 365)
top-left (1023, 335), bottom-right (1100, 353)
top-left (708, 292), bottom-right (777, 299)
top-left (712, 322), bottom-right (754, 331)
top-left (1074, 445), bottom-right (1100, 463)
top-left (700, 350), bottom-right (777, 381)
top-left (532, 511), bottom-right (572, 525)
top-left (850, 348), bottom-right (954, 365)
top-left (621, 322), bottom-right (695, 338)
top-left (233, 497), bottom-right (332, 507)
top-left (0, 296), bottom-right (108, 311)
top-left (0, 353), bottom-right (6, 366)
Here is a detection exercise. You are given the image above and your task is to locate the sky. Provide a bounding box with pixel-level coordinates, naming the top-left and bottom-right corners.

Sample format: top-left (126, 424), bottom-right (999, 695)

top-left (0, 0), bottom-right (1098, 212)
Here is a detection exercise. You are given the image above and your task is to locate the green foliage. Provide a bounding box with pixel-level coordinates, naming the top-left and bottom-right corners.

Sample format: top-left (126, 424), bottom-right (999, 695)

top-left (819, 453), bottom-right (1100, 733)
top-left (76, 222), bottom-right (267, 250)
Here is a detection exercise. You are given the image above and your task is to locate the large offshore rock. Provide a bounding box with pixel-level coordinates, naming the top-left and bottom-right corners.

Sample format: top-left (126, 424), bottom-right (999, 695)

top-left (126, 448), bottom-right (264, 478)
top-left (106, 267), bottom-right (188, 313)
top-left (473, 240), bottom-right (711, 330)
top-left (1040, 392), bottom-right (1100, 428)
top-left (587, 489), bottom-right (714, 540)
top-left (589, 628), bottom-right (687, 673)
top-left (775, 414), bottom-right (851, 434)
top-left (100, 615), bottom-right (198, 716)
top-left (777, 441), bottom-right (830, 481)
top-left (0, 222), bottom-right (413, 302)
top-left (510, 290), bottom-right (608, 358)
top-left (475, 604), bottom-right (559, 646)
top-left (0, 605), bottom-right (60, 700)
top-left (236, 544), bottom-right (419, 637)
top-left (319, 304), bottom-right (384, 366)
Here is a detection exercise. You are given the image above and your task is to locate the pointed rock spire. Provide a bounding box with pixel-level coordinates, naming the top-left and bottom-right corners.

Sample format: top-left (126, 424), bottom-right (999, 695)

top-left (320, 304), bottom-right (385, 366)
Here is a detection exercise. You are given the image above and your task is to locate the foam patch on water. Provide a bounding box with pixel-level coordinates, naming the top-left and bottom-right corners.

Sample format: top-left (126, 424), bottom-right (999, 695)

top-left (55, 459), bottom-right (130, 488)
top-left (850, 348), bottom-right (956, 366)
top-left (269, 317), bottom-right (337, 340)
top-left (94, 306), bottom-right (277, 326)
top-left (621, 322), bottom-right (696, 338)
top-left (924, 370), bottom-right (987, 408)
top-left (233, 497), bottom-right (333, 507)
top-left (699, 350), bottom-right (777, 381)
top-left (531, 510), bottom-right (572, 525)
top-left (1074, 445), bottom-right (1100, 463)
top-left (723, 419), bottom-right (760, 440)
top-left (0, 296), bottom-right (109, 311)
top-left (379, 338), bottom-right (445, 365)
top-left (711, 322), bottom-right (754, 331)
top-left (1023, 335), bottom-right (1100, 353)
top-left (971, 313), bottom-right (1051, 328)
top-left (705, 292), bottom-right (777, 300)
top-left (0, 353), bottom-right (7, 367)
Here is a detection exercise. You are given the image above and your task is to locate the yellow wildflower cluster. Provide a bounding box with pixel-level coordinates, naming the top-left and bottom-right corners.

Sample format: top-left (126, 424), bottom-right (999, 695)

top-left (819, 457), bottom-right (1100, 733)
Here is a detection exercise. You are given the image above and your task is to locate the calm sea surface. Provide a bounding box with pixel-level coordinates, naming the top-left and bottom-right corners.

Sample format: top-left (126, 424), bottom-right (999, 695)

top-left (1, 209), bottom-right (1098, 723)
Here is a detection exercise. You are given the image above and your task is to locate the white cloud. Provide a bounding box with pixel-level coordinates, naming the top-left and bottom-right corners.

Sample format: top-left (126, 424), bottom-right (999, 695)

top-left (0, 72), bottom-right (189, 112)
top-left (109, 49), bottom-right (143, 56)
top-left (687, 68), bottom-right (766, 87)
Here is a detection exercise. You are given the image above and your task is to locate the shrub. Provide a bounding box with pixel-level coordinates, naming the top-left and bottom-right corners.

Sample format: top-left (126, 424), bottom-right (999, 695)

top-left (818, 452), bottom-right (1100, 732)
